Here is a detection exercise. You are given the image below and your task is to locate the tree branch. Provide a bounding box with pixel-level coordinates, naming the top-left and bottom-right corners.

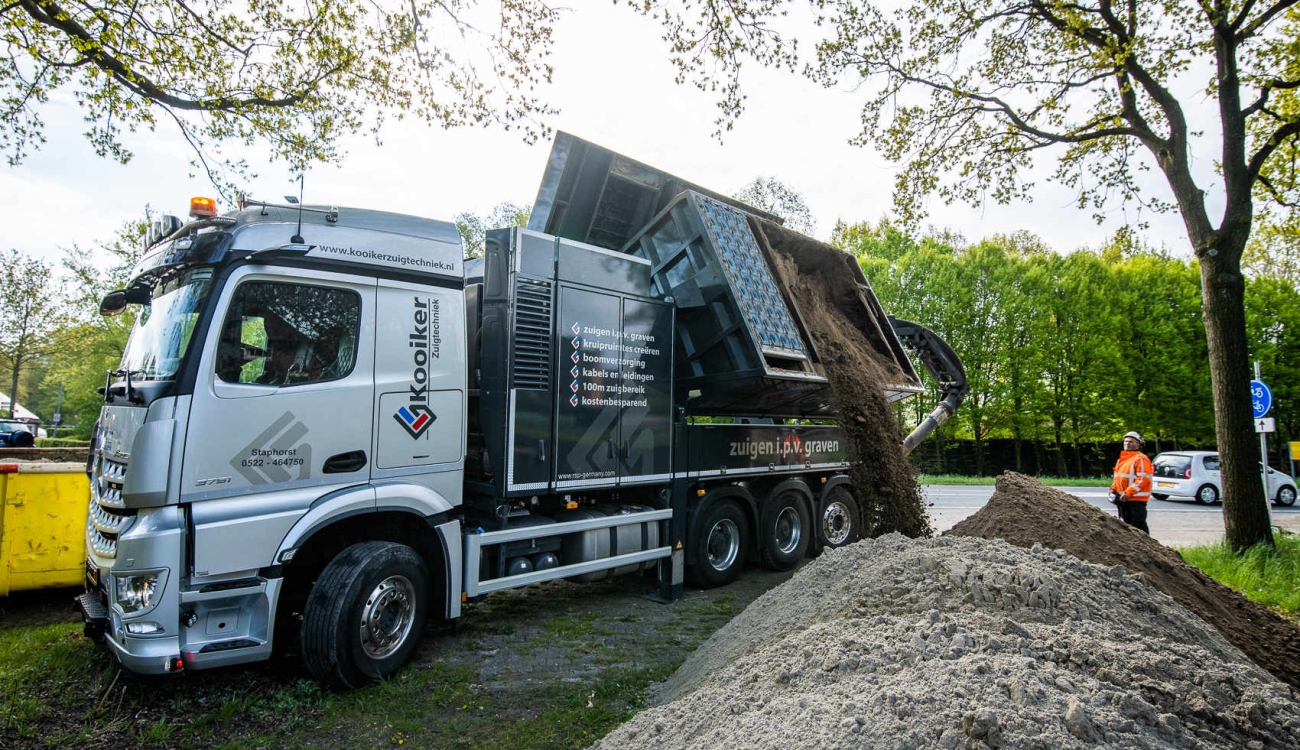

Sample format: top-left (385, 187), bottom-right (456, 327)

top-left (1243, 78), bottom-right (1300, 117)
top-left (1248, 119), bottom-right (1300, 184)
top-left (17, 0), bottom-right (308, 111)
top-left (1235, 0), bottom-right (1298, 39)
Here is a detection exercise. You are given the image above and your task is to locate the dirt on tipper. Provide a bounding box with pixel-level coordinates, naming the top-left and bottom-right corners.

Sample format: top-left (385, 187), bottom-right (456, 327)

top-left (949, 471), bottom-right (1300, 692)
top-left (600, 534), bottom-right (1300, 750)
top-left (750, 218), bottom-right (931, 539)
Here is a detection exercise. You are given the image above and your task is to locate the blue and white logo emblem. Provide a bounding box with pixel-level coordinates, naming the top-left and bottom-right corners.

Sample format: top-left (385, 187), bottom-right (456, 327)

top-left (394, 404), bottom-right (436, 438)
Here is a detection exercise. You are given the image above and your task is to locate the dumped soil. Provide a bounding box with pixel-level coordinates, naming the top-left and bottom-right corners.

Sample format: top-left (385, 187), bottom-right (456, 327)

top-left (605, 534), bottom-right (1300, 749)
top-left (751, 218), bottom-right (930, 539)
top-left (949, 471), bottom-right (1300, 692)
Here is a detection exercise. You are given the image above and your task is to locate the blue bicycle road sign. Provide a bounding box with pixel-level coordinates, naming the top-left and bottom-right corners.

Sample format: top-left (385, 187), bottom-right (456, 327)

top-left (1251, 380), bottom-right (1272, 419)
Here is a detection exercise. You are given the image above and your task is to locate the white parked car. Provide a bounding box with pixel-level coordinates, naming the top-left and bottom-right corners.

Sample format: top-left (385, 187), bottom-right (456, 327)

top-left (1151, 451), bottom-right (1297, 506)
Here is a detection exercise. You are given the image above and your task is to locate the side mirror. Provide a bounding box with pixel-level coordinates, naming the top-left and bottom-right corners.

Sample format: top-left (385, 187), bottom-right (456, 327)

top-left (100, 291), bottom-right (129, 316)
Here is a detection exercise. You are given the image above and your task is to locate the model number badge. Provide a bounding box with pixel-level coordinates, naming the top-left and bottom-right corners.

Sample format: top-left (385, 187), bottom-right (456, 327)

top-left (195, 476), bottom-right (232, 487)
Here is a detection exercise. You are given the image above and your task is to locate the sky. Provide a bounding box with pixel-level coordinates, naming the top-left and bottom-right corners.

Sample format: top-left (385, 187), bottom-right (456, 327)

top-left (1, 2), bottom-right (1217, 268)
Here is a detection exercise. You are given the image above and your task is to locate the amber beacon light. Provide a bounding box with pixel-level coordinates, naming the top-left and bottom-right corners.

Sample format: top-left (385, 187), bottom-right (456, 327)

top-left (189, 196), bottom-right (218, 218)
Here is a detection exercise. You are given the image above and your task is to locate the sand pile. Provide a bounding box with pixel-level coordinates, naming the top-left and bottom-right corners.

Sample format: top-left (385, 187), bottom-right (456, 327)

top-left (603, 534), bottom-right (1300, 749)
top-left (948, 471), bottom-right (1300, 691)
top-left (751, 219), bottom-right (930, 539)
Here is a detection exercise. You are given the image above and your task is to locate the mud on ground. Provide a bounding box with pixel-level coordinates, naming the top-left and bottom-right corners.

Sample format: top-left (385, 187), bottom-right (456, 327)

top-left (948, 471), bottom-right (1300, 691)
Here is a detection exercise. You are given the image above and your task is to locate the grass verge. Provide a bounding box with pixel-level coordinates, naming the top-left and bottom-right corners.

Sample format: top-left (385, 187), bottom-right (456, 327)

top-left (1177, 532), bottom-right (1300, 617)
top-left (918, 474), bottom-right (1111, 487)
top-left (1, 573), bottom-right (773, 750)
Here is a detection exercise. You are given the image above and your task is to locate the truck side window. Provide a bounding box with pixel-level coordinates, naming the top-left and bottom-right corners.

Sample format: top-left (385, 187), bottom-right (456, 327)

top-left (216, 282), bottom-right (361, 387)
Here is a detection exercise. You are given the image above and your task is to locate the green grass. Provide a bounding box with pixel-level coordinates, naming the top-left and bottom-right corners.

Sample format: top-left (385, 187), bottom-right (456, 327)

top-left (918, 474), bottom-right (1112, 487)
top-left (0, 575), bottom-right (767, 750)
top-left (1177, 532), bottom-right (1300, 617)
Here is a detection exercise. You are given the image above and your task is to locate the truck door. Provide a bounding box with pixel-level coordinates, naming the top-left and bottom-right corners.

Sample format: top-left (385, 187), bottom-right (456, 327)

top-left (181, 267), bottom-right (376, 576)
top-left (554, 287), bottom-right (620, 487)
top-left (618, 298), bottom-right (673, 485)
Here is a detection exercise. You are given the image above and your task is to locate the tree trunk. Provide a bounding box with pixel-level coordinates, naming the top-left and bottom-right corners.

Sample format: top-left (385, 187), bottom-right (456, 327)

top-left (8, 356), bottom-right (20, 419)
top-left (974, 425), bottom-right (984, 476)
top-left (1201, 248), bottom-right (1273, 549)
top-left (1053, 422), bottom-right (1068, 477)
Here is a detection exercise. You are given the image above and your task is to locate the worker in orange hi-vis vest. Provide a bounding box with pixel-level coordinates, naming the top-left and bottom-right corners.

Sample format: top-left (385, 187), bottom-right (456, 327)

top-left (1109, 431), bottom-right (1153, 534)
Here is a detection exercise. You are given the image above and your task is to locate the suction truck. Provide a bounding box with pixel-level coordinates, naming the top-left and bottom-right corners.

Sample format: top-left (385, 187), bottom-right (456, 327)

top-left (75, 134), bottom-right (967, 688)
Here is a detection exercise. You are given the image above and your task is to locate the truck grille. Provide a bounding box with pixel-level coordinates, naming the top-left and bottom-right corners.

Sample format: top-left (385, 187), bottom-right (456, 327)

top-left (86, 453), bottom-right (136, 559)
top-left (512, 278), bottom-right (554, 389)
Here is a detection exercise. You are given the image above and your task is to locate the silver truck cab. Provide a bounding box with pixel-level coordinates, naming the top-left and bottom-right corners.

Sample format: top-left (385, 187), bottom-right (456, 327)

top-left (79, 199), bottom-right (467, 685)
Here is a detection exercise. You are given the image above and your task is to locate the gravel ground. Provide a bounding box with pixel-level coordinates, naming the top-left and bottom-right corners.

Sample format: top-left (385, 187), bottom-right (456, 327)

top-left (601, 534), bottom-right (1300, 749)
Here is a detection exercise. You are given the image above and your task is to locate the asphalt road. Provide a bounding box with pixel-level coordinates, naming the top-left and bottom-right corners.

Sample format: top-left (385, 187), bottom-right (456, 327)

top-left (923, 484), bottom-right (1300, 547)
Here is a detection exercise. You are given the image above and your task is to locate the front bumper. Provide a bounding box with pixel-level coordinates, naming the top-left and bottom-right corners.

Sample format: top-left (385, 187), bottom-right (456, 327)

top-left (75, 588), bottom-right (183, 674)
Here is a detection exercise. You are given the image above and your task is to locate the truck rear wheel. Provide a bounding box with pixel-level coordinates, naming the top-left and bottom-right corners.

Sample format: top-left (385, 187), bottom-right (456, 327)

top-left (759, 492), bottom-right (810, 570)
top-left (819, 487), bottom-right (860, 549)
top-left (688, 500), bottom-right (749, 588)
top-left (301, 541), bottom-right (430, 690)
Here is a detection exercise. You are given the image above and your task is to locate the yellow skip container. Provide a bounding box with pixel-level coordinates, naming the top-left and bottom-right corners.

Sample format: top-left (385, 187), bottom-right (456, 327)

top-left (0, 462), bottom-right (90, 596)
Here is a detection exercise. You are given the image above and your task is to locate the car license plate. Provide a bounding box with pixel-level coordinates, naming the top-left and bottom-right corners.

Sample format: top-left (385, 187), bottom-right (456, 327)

top-left (1157, 481), bottom-right (1175, 488)
top-left (85, 561), bottom-right (100, 589)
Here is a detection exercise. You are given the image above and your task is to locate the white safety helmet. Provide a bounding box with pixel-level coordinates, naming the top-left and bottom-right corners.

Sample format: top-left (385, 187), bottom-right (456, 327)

top-left (1123, 431), bottom-right (1144, 445)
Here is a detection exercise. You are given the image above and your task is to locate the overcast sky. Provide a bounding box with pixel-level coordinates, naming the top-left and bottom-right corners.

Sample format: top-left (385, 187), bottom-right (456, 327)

top-left (2, 2), bottom-right (1219, 268)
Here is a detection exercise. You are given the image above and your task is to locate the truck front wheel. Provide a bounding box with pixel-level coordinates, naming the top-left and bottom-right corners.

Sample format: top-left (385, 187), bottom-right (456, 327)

top-left (688, 500), bottom-right (749, 588)
top-left (301, 541), bottom-right (430, 690)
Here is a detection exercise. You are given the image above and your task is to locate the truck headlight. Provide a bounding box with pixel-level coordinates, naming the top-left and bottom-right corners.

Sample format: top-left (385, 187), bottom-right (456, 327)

top-left (115, 574), bottom-right (160, 613)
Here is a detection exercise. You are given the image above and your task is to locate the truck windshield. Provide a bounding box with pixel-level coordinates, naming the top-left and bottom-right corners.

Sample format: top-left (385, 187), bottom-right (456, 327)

top-left (120, 267), bottom-right (213, 380)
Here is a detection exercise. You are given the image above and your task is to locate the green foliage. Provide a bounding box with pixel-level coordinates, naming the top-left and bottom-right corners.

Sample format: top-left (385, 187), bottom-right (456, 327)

top-left (1245, 217), bottom-right (1300, 286)
top-left (842, 220), bottom-right (1300, 474)
top-left (732, 176), bottom-right (816, 235)
top-left (633, 0), bottom-right (1300, 546)
top-left (1179, 533), bottom-right (1300, 617)
top-left (0, 248), bottom-right (63, 419)
top-left (34, 437), bottom-right (90, 447)
top-left (36, 214), bottom-right (151, 436)
top-left (2, 1), bottom-right (559, 194)
top-left (455, 202), bottom-right (531, 259)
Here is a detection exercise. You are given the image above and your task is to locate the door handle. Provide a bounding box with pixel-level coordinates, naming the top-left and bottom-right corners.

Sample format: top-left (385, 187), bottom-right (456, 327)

top-left (323, 450), bottom-right (367, 474)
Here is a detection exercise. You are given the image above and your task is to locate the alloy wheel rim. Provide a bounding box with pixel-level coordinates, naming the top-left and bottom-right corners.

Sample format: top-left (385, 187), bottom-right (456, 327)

top-left (707, 518), bottom-right (740, 572)
top-left (359, 574), bottom-right (416, 659)
top-left (775, 506), bottom-right (803, 555)
top-left (822, 501), bottom-right (852, 546)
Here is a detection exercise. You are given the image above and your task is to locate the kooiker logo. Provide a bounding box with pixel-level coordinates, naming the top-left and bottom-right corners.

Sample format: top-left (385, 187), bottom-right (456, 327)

top-left (395, 404), bottom-right (436, 439)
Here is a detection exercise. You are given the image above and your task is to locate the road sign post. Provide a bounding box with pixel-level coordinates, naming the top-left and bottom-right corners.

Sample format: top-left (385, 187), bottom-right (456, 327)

top-left (1253, 364), bottom-right (1271, 509)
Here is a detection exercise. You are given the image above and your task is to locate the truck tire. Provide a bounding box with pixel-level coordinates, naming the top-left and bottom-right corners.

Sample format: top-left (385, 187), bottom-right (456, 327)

top-left (301, 541), bottom-right (430, 690)
top-left (818, 487), bottom-right (860, 549)
top-left (688, 500), bottom-right (749, 588)
top-left (759, 491), bottom-right (810, 570)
